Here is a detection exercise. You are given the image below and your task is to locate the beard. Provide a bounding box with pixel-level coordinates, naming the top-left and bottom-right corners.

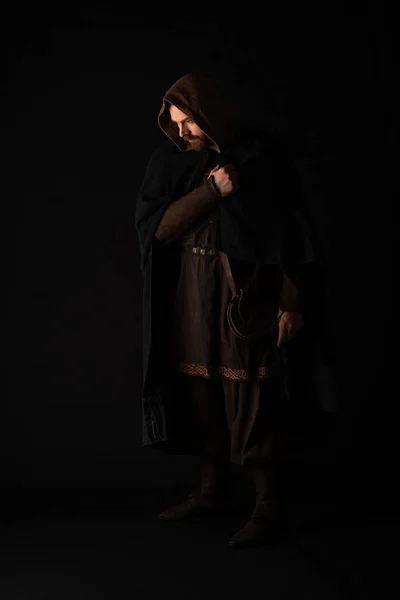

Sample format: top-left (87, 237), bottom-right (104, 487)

top-left (184, 135), bottom-right (209, 152)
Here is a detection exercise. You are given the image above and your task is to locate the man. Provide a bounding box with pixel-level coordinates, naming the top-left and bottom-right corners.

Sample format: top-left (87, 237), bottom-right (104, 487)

top-left (135, 72), bottom-right (321, 548)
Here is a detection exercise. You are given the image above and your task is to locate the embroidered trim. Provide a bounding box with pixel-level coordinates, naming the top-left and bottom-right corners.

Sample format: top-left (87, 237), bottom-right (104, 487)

top-left (174, 361), bottom-right (280, 381)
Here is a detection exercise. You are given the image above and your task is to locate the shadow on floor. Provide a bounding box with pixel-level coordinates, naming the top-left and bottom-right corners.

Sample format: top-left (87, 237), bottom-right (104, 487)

top-left (0, 457), bottom-right (398, 599)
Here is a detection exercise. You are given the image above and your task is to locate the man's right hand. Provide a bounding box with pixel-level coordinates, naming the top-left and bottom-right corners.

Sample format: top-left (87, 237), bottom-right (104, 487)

top-left (208, 164), bottom-right (239, 197)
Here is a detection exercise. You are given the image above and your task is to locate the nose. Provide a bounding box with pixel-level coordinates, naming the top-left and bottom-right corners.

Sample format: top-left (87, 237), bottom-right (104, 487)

top-left (178, 123), bottom-right (189, 138)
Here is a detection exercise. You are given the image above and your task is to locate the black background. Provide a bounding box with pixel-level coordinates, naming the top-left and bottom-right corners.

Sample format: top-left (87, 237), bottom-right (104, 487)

top-left (2, 3), bottom-right (393, 489)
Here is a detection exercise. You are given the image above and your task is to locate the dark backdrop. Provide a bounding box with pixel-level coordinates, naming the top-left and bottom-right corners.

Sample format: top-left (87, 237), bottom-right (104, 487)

top-left (2, 5), bottom-right (393, 491)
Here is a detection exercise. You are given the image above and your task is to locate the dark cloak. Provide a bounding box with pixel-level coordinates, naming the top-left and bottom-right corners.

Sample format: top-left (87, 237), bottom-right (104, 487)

top-left (135, 72), bottom-right (337, 452)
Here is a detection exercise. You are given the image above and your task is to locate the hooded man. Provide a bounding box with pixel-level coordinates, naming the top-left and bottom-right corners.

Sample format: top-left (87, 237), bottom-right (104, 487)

top-left (135, 71), bottom-right (326, 548)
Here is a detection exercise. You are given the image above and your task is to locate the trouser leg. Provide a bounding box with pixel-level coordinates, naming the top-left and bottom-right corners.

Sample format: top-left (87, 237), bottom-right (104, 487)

top-left (158, 375), bottom-right (231, 521)
top-left (222, 376), bottom-right (287, 547)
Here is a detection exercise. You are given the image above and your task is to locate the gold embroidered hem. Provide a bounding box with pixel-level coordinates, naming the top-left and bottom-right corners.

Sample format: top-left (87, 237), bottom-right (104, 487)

top-left (174, 361), bottom-right (281, 381)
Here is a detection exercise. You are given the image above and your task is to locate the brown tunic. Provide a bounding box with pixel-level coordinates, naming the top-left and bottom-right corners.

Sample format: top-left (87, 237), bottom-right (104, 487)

top-left (171, 166), bottom-right (285, 383)
top-left (161, 159), bottom-right (299, 464)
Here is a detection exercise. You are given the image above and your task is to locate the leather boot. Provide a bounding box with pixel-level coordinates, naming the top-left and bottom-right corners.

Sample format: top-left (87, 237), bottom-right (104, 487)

top-left (228, 459), bottom-right (281, 548)
top-left (158, 452), bottom-right (230, 521)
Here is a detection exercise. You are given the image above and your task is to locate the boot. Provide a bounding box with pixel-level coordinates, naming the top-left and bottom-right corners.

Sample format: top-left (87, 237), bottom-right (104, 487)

top-left (228, 459), bottom-right (281, 548)
top-left (158, 452), bottom-right (230, 521)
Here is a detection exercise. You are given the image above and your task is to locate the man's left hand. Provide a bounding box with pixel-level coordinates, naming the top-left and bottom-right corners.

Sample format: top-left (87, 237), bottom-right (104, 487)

top-left (277, 311), bottom-right (304, 348)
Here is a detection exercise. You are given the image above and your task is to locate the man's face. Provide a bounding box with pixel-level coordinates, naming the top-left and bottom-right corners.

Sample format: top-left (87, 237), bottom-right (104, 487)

top-left (169, 104), bottom-right (211, 151)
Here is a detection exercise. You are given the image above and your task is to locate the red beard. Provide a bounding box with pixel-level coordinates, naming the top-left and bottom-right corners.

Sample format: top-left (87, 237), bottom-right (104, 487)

top-left (185, 136), bottom-right (207, 151)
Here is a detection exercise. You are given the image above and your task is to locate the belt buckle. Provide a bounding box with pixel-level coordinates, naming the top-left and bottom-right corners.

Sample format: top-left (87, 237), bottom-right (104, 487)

top-left (192, 246), bottom-right (216, 256)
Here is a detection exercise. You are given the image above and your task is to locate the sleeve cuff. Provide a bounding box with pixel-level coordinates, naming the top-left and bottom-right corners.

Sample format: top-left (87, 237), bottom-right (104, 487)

top-left (208, 175), bottom-right (221, 197)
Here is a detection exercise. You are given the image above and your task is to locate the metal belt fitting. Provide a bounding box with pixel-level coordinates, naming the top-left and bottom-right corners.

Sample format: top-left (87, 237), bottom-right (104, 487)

top-left (192, 246), bottom-right (217, 256)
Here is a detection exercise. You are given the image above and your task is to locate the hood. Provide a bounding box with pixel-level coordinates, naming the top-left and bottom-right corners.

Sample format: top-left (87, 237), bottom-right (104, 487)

top-left (157, 71), bottom-right (241, 152)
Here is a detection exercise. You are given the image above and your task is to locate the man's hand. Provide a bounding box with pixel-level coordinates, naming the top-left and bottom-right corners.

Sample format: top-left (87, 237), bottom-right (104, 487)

top-left (277, 311), bottom-right (304, 348)
top-left (208, 164), bottom-right (239, 197)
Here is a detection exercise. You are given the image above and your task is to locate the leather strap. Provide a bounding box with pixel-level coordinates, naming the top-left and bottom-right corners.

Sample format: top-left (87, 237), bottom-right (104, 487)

top-left (219, 252), bottom-right (237, 299)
